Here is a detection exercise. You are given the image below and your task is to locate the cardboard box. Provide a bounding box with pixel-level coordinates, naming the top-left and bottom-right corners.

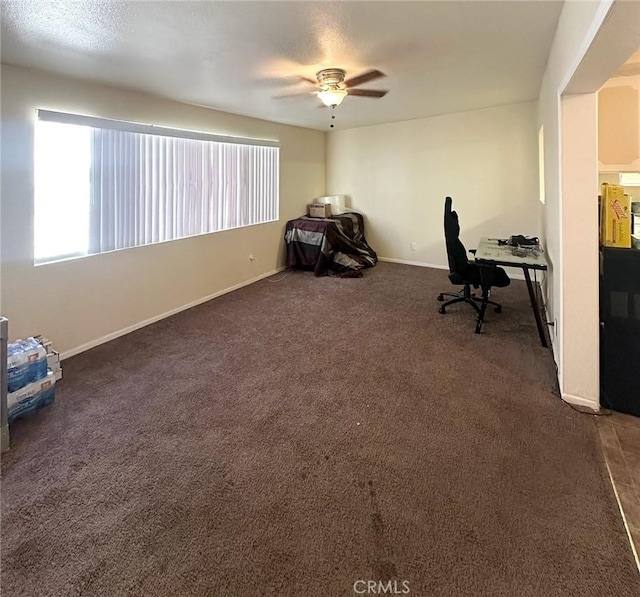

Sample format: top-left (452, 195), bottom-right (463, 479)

top-left (46, 350), bottom-right (59, 369)
top-left (34, 335), bottom-right (53, 353)
top-left (314, 195), bottom-right (348, 215)
top-left (600, 184), bottom-right (631, 248)
top-left (308, 203), bottom-right (332, 218)
top-left (601, 183), bottom-right (626, 200)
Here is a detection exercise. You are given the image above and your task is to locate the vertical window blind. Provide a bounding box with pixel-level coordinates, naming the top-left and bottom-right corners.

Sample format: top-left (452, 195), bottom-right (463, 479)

top-left (34, 110), bottom-right (280, 263)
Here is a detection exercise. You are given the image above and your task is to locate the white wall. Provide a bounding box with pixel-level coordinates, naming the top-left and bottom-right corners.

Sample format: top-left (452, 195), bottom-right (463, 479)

top-left (538, 0), bottom-right (638, 409)
top-left (326, 102), bottom-right (540, 273)
top-left (0, 65), bottom-right (325, 356)
top-left (538, 2), bottom-right (608, 403)
top-left (561, 93), bottom-right (600, 407)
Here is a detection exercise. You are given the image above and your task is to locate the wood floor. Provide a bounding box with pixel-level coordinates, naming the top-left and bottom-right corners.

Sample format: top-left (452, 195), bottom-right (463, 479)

top-left (595, 411), bottom-right (640, 568)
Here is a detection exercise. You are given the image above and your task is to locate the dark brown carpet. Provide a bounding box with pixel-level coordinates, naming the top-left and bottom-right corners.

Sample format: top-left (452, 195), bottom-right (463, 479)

top-left (2, 262), bottom-right (638, 596)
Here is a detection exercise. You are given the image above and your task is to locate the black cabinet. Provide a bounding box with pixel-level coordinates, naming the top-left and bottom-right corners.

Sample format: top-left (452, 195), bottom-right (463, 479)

top-left (600, 247), bottom-right (640, 416)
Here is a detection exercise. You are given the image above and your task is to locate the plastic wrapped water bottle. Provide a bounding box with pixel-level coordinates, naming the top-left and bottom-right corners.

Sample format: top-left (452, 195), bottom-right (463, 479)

top-left (7, 337), bottom-right (47, 393)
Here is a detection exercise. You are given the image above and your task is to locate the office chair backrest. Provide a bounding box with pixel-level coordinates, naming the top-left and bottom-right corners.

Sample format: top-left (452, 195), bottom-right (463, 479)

top-left (443, 196), bottom-right (469, 278)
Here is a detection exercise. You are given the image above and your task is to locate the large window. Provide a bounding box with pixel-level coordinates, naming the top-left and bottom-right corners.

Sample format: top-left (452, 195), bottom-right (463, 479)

top-left (34, 110), bottom-right (280, 264)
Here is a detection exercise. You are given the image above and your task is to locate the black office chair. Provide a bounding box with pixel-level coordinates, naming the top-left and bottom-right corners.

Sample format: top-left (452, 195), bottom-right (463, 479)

top-left (437, 196), bottom-right (510, 333)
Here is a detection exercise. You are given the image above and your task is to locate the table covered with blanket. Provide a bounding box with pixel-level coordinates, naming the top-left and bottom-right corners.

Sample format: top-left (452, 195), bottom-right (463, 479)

top-left (284, 212), bottom-right (377, 277)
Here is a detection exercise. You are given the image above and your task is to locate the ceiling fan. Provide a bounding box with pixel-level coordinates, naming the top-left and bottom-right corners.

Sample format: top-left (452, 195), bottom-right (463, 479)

top-left (289, 68), bottom-right (389, 107)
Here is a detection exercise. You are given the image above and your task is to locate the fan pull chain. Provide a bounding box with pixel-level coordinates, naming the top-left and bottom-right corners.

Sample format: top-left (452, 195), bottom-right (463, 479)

top-left (330, 108), bottom-right (336, 129)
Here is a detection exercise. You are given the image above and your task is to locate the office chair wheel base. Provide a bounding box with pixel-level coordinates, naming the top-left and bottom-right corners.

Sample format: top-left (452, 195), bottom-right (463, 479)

top-left (437, 294), bottom-right (445, 301)
top-left (494, 306), bottom-right (502, 313)
top-left (438, 306), bottom-right (446, 314)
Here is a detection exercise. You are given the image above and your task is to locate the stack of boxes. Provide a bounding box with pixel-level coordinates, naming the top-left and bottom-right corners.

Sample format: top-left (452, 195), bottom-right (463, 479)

top-left (6, 336), bottom-right (61, 423)
top-left (600, 183), bottom-right (632, 248)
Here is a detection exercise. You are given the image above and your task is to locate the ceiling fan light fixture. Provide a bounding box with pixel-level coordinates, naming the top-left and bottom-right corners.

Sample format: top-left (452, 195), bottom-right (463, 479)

top-left (318, 88), bottom-right (348, 107)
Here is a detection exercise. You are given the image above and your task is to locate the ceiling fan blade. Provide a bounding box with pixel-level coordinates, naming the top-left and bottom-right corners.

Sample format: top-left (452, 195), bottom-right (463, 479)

top-left (348, 89), bottom-right (388, 98)
top-left (296, 75), bottom-right (319, 85)
top-left (273, 91), bottom-right (318, 99)
top-left (344, 69), bottom-right (386, 88)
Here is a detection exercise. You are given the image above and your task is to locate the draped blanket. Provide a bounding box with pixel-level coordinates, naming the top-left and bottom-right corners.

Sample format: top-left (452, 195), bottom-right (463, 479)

top-left (284, 213), bottom-right (377, 276)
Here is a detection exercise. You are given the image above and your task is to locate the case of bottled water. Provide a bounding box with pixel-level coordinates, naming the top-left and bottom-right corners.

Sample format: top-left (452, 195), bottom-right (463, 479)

top-left (6, 337), bottom-right (54, 423)
top-left (7, 371), bottom-right (56, 424)
top-left (7, 337), bottom-right (47, 392)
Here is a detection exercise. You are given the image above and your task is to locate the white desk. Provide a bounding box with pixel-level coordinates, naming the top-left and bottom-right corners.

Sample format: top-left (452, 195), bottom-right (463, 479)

top-left (475, 238), bottom-right (549, 347)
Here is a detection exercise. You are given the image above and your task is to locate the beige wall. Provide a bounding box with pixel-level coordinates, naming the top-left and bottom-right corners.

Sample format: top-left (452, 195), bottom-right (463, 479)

top-left (598, 73), bottom-right (640, 173)
top-left (0, 65), bottom-right (325, 356)
top-left (326, 102), bottom-right (541, 274)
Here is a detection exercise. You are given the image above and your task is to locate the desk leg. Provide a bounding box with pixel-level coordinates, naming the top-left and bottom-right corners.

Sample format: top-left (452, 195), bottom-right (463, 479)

top-left (475, 271), bottom-right (492, 334)
top-left (523, 267), bottom-right (548, 348)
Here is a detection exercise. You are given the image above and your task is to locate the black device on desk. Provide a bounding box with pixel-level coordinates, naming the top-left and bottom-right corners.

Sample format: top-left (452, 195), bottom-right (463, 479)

top-left (498, 235), bottom-right (540, 247)
top-left (496, 235), bottom-right (542, 259)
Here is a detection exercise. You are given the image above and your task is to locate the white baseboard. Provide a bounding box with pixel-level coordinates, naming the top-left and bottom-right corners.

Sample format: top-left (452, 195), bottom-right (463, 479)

top-left (548, 326), bottom-right (602, 412)
top-left (378, 257), bottom-right (448, 269)
top-left (501, 268), bottom-right (526, 282)
top-left (560, 392), bottom-right (600, 411)
top-left (60, 266), bottom-right (287, 360)
top-left (378, 256), bottom-right (526, 280)
top-left (549, 326), bottom-right (560, 375)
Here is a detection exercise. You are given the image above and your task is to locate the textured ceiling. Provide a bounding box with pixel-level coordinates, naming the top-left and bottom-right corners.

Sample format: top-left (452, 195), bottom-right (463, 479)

top-left (1, 1), bottom-right (564, 131)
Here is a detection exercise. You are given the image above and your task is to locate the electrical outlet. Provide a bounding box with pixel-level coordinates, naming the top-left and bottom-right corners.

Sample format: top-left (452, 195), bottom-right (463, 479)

top-left (410, 242), bottom-right (417, 251)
